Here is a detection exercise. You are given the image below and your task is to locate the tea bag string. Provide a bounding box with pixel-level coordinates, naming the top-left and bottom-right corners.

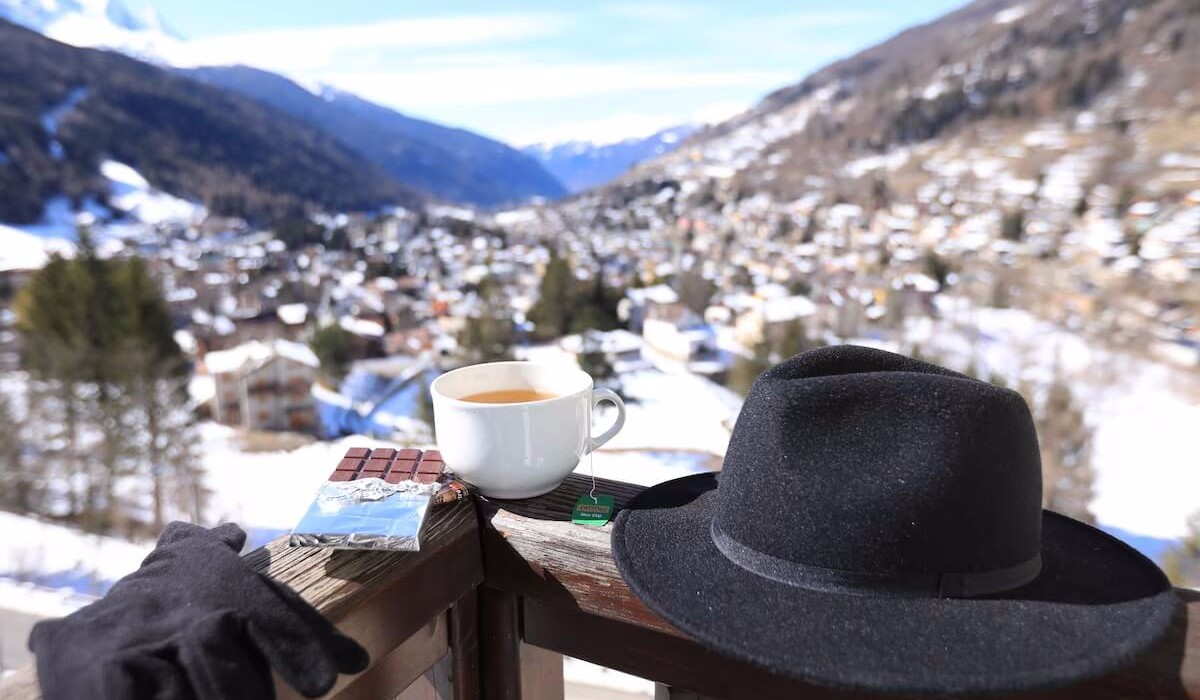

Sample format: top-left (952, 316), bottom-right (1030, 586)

top-left (587, 449), bottom-right (598, 504)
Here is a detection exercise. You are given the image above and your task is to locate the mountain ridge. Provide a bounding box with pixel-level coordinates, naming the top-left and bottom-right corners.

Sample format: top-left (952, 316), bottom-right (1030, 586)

top-left (186, 66), bottom-right (567, 208)
top-left (0, 19), bottom-right (416, 225)
top-left (623, 0), bottom-right (1200, 204)
top-left (523, 125), bottom-right (697, 194)
top-left (0, 0), bottom-right (569, 208)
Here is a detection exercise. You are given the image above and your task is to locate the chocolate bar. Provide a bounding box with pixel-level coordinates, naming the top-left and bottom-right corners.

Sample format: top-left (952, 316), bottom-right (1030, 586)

top-left (324, 447), bottom-right (446, 484)
top-left (290, 447), bottom-right (448, 551)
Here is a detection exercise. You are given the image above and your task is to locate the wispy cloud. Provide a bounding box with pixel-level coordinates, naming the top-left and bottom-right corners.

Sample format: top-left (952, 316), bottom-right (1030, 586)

top-left (174, 13), bottom-right (569, 72)
top-left (320, 61), bottom-right (789, 110)
top-left (161, 3), bottom-right (907, 143)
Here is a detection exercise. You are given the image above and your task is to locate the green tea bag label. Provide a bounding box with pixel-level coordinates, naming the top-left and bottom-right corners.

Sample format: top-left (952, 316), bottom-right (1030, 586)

top-left (571, 494), bottom-right (614, 526)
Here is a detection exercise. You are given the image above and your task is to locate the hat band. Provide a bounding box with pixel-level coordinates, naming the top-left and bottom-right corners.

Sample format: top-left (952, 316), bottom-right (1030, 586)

top-left (710, 522), bottom-right (1042, 598)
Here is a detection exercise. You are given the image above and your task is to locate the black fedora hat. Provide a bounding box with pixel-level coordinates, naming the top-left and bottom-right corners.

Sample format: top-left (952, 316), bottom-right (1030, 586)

top-left (612, 345), bottom-right (1176, 695)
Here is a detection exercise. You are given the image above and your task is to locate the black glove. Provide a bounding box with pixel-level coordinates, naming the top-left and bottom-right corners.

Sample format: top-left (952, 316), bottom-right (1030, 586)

top-left (28, 522), bottom-right (369, 699)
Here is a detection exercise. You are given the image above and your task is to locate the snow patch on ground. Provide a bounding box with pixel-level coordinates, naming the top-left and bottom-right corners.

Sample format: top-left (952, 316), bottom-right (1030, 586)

top-left (0, 577), bottom-right (96, 618)
top-left (898, 300), bottom-right (1200, 540)
top-left (200, 423), bottom-right (384, 533)
top-left (101, 160), bottom-right (206, 225)
top-left (519, 344), bottom-right (740, 457)
top-left (995, 5), bottom-right (1027, 24)
top-left (565, 658), bottom-right (655, 697)
top-left (0, 224), bottom-right (75, 272)
top-left (40, 87), bottom-right (89, 160)
top-left (0, 511), bottom-right (152, 595)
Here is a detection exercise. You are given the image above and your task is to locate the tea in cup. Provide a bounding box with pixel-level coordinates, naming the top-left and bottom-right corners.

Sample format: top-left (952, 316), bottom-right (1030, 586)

top-left (430, 361), bottom-right (626, 499)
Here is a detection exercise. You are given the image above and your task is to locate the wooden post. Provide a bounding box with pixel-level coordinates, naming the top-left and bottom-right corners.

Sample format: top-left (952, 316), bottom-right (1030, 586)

top-left (479, 587), bottom-right (522, 700)
top-left (449, 592), bottom-right (481, 700)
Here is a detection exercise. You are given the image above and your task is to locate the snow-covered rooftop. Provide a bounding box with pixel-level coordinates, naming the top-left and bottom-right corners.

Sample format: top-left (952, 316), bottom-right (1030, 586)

top-left (205, 339), bottom-right (319, 374)
top-left (276, 303), bottom-right (309, 326)
top-left (627, 284), bottom-right (679, 306)
top-left (762, 295), bottom-right (817, 323)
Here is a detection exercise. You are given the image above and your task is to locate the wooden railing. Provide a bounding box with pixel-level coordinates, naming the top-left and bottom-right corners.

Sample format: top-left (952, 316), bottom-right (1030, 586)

top-left (3, 474), bottom-right (1198, 699)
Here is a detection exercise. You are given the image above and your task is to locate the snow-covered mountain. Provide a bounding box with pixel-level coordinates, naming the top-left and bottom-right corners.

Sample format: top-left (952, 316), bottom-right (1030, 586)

top-left (523, 125), bottom-right (698, 194)
top-left (0, 0), bottom-right (566, 207)
top-left (0, 0), bottom-right (182, 62)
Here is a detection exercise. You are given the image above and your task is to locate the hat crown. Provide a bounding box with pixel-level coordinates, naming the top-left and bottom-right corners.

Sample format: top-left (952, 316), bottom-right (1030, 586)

top-left (715, 346), bottom-right (1043, 582)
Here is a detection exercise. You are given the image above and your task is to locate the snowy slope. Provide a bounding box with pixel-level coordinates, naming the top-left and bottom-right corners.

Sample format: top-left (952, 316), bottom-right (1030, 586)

top-left (891, 299), bottom-right (1200, 541)
top-left (0, 0), bottom-right (183, 62)
top-left (0, 511), bottom-right (153, 594)
top-left (0, 222), bottom-right (75, 272)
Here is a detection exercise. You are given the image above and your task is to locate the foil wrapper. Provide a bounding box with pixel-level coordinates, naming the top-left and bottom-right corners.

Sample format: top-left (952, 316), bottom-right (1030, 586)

top-left (289, 477), bottom-right (441, 551)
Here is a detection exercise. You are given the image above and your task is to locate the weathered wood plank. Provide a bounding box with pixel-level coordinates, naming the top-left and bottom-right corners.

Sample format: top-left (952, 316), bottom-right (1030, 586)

top-left (482, 474), bottom-right (678, 636)
top-left (269, 499), bottom-right (482, 698)
top-left (313, 616), bottom-right (447, 700)
top-left (486, 475), bottom-right (1200, 700)
top-left (1, 500), bottom-right (482, 700)
top-left (526, 590), bottom-right (1200, 700)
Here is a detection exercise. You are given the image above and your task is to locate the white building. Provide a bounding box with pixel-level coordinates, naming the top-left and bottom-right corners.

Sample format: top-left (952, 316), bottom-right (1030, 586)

top-left (619, 284), bottom-right (680, 333)
top-left (734, 294), bottom-right (818, 348)
top-left (206, 339), bottom-right (319, 433)
top-left (642, 303), bottom-right (717, 361)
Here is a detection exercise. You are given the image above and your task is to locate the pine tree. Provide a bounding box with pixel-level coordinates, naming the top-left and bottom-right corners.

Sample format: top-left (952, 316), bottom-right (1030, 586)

top-left (1036, 379), bottom-right (1095, 523)
top-left (0, 390), bottom-right (31, 512)
top-left (527, 250), bottom-right (575, 341)
top-left (13, 240), bottom-right (197, 533)
top-left (576, 332), bottom-right (621, 397)
top-left (776, 318), bottom-right (818, 361)
top-left (570, 275), bottom-right (620, 334)
top-left (1001, 209), bottom-right (1025, 242)
top-left (310, 324), bottom-right (354, 385)
top-left (459, 275), bottom-right (515, 363)
top-left (676, 270), bottom-right (715, 316)
top-left (726, 342), bottom-right (771, 397)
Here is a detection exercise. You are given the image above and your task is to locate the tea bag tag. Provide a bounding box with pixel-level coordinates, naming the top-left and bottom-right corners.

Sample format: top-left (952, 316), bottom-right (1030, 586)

top-left (572, 493), bottom-right (614, 526)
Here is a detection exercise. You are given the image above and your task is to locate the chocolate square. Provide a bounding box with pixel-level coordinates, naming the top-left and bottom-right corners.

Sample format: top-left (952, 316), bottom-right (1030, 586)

top-left (423, 449), bottom-right (442, 462)
top-left (329, 471), bottom-right (355, 482)
top-left (344, 447), bottom-right (370, 459)
top-left (365, 457), bottom-right (392, 472)
top-left (384, 471), bottom-right (412, 484)
top-left (413, 472), bottom-right (440, 484)
top-left (390, 459), bottom-right (417, 476)
top-left (416, 456), bottom-right (444, 475)
top-left (371, 448), bottom-right (397, 459)
top-left (336, 458), bottom-right (363, 472)
top-left (397, 448), bottom-right (421, 460)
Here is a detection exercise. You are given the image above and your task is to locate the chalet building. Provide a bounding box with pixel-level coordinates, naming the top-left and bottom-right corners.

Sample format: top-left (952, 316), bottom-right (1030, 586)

top-left (205, 339), bottom-right (319, 433)
top-left (734, 294), bottom-right (818, 349)
top-left (619, 284), bottom-right (680, 333)
top-left (561, 329), bottom-right (647, 371)
top-left (642, 302), bottom-right (717, 361)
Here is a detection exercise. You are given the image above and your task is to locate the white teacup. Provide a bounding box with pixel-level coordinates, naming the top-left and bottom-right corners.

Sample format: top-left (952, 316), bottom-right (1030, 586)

top-left (430, 361), bottom-right (626, 499)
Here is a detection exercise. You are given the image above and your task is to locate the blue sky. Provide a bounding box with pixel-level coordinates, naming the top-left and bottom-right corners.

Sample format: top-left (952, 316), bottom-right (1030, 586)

top-left (139, 1), bottom-right (968, 145)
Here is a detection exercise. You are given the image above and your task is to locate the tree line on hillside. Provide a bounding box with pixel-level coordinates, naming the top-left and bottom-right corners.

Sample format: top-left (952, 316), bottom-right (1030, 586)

top-left (0, 232), bottom-right (201, 536)
top-left (0, 20), bottom-right (410, 225)
top-left (454, 248), bottom-right (624, 364)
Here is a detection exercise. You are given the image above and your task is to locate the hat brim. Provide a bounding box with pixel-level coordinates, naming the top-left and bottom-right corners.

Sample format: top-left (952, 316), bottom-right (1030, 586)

top-left (612, 473), bottom-right (1178, 696)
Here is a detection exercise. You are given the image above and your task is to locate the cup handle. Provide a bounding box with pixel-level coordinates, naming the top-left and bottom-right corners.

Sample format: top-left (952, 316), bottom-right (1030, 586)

top-left (587, 388), bottom-right (626, 454)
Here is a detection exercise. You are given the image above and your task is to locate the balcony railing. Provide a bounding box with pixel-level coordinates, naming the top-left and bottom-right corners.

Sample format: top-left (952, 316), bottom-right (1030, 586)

top-left (2, 474), bottom-right (1197, 699)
